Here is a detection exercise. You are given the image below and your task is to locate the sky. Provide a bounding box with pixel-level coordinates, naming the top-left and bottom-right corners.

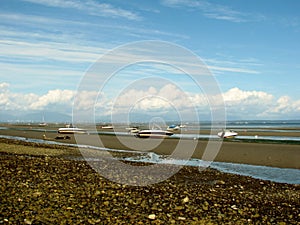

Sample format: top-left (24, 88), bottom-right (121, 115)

top-left (0, 0), bottom-right (300, 122)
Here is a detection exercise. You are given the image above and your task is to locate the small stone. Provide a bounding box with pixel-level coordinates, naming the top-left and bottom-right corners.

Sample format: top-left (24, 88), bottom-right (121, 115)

top-left (253, 213), bottom-right (260, 218)
top-left (183, 196), bottom-right (189, 203)
top-left (202, 205), bottom-right (209, 211)
top-left (24, 219), bottom-right (33, 225)
top-left (148, 214), bottom-right (156, 220)
top-left (94, 190), bottom-right (101, 196)
top-left (217, 180), bottom-right (226, 185)
top-left (178, 217), bottom-right (186, 220)
top-left (88, 219), bottom-right (95, 224)
top-left (231, 205), bottom-right (238, 210)
top-left (103, 201), bottom-right (109, 206)
top-left (175, 206), bottom-right (184, 210)
top-left (32, 191), bottom-right (43, 197)
top-left (278, 222), bottom-right (286, 225)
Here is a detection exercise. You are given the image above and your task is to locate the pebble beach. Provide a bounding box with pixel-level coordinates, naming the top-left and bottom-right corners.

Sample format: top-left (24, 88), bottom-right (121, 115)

top-left (0, 137), bottom-right (299, 224)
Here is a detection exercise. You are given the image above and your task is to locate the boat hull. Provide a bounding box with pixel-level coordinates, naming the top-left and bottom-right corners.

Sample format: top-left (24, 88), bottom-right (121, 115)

top-left (218, 130), bottom-right (238, 138)
top-left (135, 130), bottom-right (173, 138)
top-left (58, 128), bottom-right (87, 134)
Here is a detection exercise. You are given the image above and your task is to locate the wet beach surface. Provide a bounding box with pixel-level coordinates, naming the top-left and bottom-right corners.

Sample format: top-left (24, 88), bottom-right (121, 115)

top-left (0, 138), bottom-right (300, 224)
top-left (1, 126), bottom-right (299, 169)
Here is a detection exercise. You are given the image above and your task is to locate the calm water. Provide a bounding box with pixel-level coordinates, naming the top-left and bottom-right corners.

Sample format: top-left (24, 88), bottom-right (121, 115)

top-left (184, 120), bottom-right (300, 131)
top-left (125, 153), bottom-right (300, 185)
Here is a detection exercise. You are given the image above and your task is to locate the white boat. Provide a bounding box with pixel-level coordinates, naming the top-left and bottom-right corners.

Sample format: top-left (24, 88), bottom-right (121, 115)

top-left (101, 125), bottom-right (114, 129)
top-left (58, 127), bottom-right (87, 134)
top-left (135, 129), bottom-right (173, 138)
top-left (167, 125), bottom-right (180, 131)
top-left (126, 127), bottom-right (140, 133)
top-left (218, 129), bottom-right (238, 138)
top-left (39, 115), bottom-right (47, 126)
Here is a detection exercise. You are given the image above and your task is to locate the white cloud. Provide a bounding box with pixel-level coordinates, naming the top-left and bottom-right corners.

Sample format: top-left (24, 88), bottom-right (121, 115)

top-left (161, 0), bottom-right (266, 23)
top-left (221, 87), bottom-right (274, 119)
top-left (1, 83), bottom-right (299, 120)
top-left (0, 82), bottom-right (10, 91)
top-left (22, 0), bottom-right (141, 20)
top-left (0, 18), bottom-right (259, 92)
top-left (0, 83), bottom-right (75, 113)
top-left (0, 82), bottom-right (39, 111)
top-left (0, 39), bottom-right (103, 64)
top-left (110, 84), bottom-right (197, 114)
top-left (220, 88), bottom-right (300, 119)
top-left (272, 96), bottom-right (291, 113)
top-left (204, 57), bottom-right (262, 75)
top-left (161, 0), bottom-right (247, 22)
top-left (0, 12), bottom-right (188, 43)
top-left (263, 96), bottom-right (300, 118)
top-left (208, 65), bottom-right (259, 74)
top-left (29, 89), bottom-right (76, 110)
top-left (223, 87), bottom-right (273, 106)
top-left (0, 37), bottom-right (104, 87)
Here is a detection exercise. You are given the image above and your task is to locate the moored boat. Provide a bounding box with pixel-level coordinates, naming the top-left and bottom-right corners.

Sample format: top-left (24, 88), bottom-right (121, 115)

top-left (135, 129), bottom-right (173, 138)
top-left (167, 125), bottom-right (180, 131)
top-left (58, 127), bottom-right (87, 134)
top-left (126, 127), bottom-right (140, 134)
top-left (101, 125), bottom-right (114, 129)
top-left (218, 129), bottom-right (238, 138)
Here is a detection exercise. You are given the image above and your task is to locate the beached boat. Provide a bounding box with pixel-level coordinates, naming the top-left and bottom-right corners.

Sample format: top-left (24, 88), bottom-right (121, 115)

top-left (167, 125), bottom-right (180, 131)
top-left (126, 127), bottom-right (140, 133)
top-left (218, 129), bottom-right (238, 138)
top-left (38, 115), bottom-right (47, 126)
top-left (101, 125), bottom-right (114, 129)
top-left (57, 127), bottom-right (87, 134)
top-left (135, 129), bottom-right (173, 138)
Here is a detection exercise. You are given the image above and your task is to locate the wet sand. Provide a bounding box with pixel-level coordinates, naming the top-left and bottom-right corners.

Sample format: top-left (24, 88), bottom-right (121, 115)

top-left (0, 128), bottom-right (299, 169)
top-left (0, 138), bottom-right (299, 224)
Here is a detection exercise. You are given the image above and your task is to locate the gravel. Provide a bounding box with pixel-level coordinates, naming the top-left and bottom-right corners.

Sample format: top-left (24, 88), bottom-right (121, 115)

top-left (0, 151), bottom-right (299, 224)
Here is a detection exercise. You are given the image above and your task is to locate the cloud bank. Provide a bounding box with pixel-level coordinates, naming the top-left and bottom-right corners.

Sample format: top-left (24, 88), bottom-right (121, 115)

top-left (0, 82), bottom-right (299, 121)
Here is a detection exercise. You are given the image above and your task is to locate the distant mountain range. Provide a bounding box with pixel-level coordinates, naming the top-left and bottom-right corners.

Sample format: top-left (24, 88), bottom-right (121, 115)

top-left (1, 110), bottom-right (298, 124)
top-left (0, 111), bottom-right (182, 124)
top-left (0, 111), bottom-right (72, 123)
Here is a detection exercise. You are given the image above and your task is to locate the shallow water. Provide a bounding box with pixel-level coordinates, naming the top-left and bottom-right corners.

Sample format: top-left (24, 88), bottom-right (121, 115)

top-left (124, 154), bottom-right (300, 185)
top-left (0, 134), bottom-right (299, 184)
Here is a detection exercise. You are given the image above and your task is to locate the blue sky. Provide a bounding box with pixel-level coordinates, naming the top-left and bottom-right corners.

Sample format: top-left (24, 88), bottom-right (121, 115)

top-left (0, 0), bottom-right (300, 121)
